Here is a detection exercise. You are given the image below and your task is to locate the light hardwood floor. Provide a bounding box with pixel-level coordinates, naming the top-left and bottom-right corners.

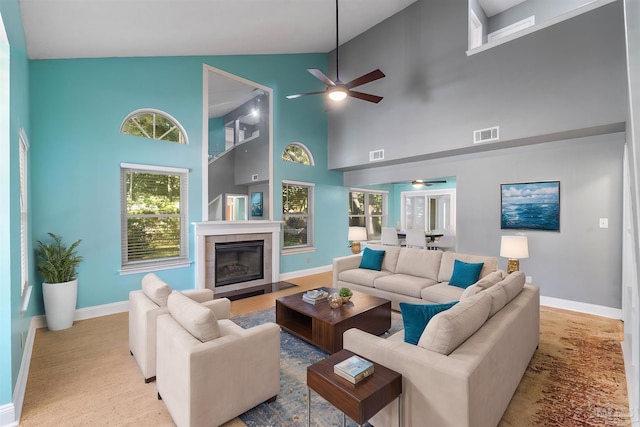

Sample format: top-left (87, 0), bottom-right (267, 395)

top-left (19, 272), bottom-right (332, 426)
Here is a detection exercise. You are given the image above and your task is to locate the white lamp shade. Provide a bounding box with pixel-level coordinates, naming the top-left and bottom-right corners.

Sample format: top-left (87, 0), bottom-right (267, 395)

top-left (500, 236), bottom-right (529, 259)
top-left (348, 226), bottom-right (367, 241)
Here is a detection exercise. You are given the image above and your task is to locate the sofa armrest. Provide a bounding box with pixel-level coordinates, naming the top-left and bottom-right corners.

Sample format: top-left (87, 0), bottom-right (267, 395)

top-left (182, 288), bottom-right (214, 303)
top-left (332, 254), bottom-right (363, 286)
top-left (202, 298), bottom-right (231, 320)
top-left (343, 328), bottom-right (471, 427)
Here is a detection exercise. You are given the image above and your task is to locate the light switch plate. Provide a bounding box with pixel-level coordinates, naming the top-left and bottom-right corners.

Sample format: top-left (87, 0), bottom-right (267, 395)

top-left (599, 218), bottom-right (609, 228)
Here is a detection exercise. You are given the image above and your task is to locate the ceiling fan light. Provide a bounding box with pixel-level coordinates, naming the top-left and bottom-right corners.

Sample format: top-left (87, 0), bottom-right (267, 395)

top-left (412, 180), bottom-right (425, 188)
top-left (328, 88), bottom-right (348, 101)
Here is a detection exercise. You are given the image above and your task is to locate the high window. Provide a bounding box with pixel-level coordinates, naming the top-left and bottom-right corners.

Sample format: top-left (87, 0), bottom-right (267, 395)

top-left (121, 109), bottom-right (188, 144)
top-left (281, 143), bottom-right (314, 166)
top-left (120, 163), bottom-right (189, 272)
top-left (349, 189), bottom-right (388, 240)
top-left (282, 181), bottom-right (314, 250)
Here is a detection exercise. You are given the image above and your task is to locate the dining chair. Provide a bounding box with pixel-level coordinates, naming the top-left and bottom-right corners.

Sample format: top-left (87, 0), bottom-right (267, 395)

top-left (381, 227), bottom-right (400, 246)
top-left (431, 234), bottom-right (456, 251)
top-left (405, 228), bottom-right (427, 248)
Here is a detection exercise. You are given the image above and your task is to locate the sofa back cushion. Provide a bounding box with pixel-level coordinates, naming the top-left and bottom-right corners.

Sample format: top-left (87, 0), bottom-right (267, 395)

top-left (485, 283), bottom-right (508, 316)
top-left (499, 271), bottom-right (526, 303)
top-left (475, 270), bottom-right (507, 290)
top-left (141, 273), bottom-right (172, 307)
top-left (418, 292), bottom-right (492, 355)
top-left (365, 244), bottom-right (401, 272)
top-left (395, 248), bottom-right (443, 280)
top-left (438, 252), bottom-right (497, 283)
top-left (167, 291), bottom-right (221, 343)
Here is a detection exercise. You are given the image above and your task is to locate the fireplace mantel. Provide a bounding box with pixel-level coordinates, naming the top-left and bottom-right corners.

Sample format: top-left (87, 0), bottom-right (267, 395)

top-left (193, 221), bottom-right (283, 290)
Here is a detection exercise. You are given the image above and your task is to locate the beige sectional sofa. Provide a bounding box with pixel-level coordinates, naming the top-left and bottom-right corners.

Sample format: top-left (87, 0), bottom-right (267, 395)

top-left (333, 243), bottom-right (500, 310)
top-left (333, 244), bottom-right (540, 427)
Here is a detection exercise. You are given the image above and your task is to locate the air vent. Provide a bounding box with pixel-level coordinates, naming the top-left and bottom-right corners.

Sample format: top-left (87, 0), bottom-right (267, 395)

top-left (369, 149), bottom-right (384, 162)
top-left (251, 174), bottom-right (259, 182)
top-left (473, 126), bottom-right (499, 144)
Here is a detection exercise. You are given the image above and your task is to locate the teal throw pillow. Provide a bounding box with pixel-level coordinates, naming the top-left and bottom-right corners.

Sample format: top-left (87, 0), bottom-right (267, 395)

top-left (449, 259), bottom-right (484, 289)
top-left (359, 247), bottom-right (385, 271)
top-left (399, 301), bottom-right (459, 345)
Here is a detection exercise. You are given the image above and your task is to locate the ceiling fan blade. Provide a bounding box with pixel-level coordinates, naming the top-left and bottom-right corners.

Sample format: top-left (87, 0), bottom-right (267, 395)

top-left (345, 69), bottom-right (385, 90)
top-left (286, 91), bottom-right (327, 99)
top-left (348, 90), bottom-right (383, 104)
top-left (307, 69), bottom-right (336, 87)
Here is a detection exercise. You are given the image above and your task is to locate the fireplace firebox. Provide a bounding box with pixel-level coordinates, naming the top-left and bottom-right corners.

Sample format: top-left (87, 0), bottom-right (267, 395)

top-left (215, 240), bottom-right (264, 287)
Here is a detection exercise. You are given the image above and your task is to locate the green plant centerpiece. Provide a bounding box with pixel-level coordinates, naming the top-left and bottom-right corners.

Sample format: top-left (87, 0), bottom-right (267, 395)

top-left (36, 233), bottom-right (83, 331)
top-left (339, 287), bottom-right (353, 303)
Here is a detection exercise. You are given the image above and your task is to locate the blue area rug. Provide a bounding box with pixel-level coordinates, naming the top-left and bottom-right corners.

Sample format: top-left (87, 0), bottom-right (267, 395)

top-left (233, 307), bottom-right (403, 427)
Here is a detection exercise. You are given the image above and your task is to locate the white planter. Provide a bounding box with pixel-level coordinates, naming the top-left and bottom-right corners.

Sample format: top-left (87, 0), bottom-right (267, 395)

top-left (42, 279), bottom-right (78, 331)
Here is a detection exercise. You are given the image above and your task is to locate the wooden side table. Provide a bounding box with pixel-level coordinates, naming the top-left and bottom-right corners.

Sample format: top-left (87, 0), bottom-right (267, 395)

top-left (307, 349), bottom-right (402, 427)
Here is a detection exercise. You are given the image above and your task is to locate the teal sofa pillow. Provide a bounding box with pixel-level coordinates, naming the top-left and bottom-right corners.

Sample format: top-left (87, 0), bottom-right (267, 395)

top-left (359, 247), bottom-right (385, 271)
top-left (449, 260), bottom-right (484, 289)
top-left (399, 301), bottom-right (459, 345)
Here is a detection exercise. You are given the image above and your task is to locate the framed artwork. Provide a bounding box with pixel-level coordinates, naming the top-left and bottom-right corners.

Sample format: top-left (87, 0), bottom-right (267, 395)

top-left (251, 192), bottom-right (263, 217)
top-left (501, 181), bottom-right (560, 231)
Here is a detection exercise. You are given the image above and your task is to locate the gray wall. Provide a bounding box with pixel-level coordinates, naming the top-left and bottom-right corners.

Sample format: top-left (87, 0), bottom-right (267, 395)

top-left (327, 0), bottom-right (626, 171)
top-left (488, 0), bottom-right (589, 33)
top-left (344, 133), bottom-right (625, 309)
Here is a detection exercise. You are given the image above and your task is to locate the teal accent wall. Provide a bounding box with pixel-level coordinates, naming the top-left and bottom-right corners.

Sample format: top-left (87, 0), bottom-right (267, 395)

top-left (29, 53), bottom-right (345, 317)
top-left (0, 0), bottom-right (31, 409)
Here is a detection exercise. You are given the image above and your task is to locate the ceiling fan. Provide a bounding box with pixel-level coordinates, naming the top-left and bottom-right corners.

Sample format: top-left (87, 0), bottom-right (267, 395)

top-left (411, 180), bottom-right (448, 188)
top-left (286, 0), bottom-right (385, 104)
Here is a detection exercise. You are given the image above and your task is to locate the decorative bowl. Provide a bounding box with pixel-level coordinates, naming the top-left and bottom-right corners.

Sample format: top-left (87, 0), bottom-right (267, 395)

top-left (329, 293), bottom-right (343, 309)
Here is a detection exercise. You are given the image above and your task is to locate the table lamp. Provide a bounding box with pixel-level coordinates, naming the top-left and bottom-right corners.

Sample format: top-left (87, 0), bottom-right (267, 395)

top-left (500, 235), bottom-right (529, 274)
top-left (348, 227), bottom-right (368, 254)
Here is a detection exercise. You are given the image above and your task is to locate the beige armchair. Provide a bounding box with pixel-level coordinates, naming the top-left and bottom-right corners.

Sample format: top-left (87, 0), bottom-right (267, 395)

top-left (128, 273), bottom-right (217, 382)
top-left (156, 291), bottom-right (280, 427)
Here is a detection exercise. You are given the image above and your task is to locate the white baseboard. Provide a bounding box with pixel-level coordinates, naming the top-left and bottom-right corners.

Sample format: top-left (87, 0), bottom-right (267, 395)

top-left (279, 264), bottom-right (332, 282)
top-left (0, 403), bottom-right (16, 427)
top-left (9, 318), bottom-right (37, 425)
top-left (32, 300), bottom-right (129, 329)
top-left (540, 295), bottom-right (622, 319)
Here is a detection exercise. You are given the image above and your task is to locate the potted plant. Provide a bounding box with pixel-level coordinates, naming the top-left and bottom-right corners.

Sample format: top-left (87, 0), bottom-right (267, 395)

top-left (36, 232), bottom-right (83, 331)
top-left (339, 287), bottom-right (353, 303)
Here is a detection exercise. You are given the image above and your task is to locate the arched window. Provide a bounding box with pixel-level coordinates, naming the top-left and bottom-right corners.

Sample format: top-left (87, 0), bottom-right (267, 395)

top-left (281, 142), bottom-right (314, 166)
top-left (121, 109), bottom-right (188, 144)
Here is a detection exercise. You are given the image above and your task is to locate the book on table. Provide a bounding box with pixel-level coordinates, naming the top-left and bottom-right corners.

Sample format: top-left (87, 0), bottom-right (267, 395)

top-left (334, 355), bottom-right (374, 384)
top-left (303, 290), bottom-right (328, 304)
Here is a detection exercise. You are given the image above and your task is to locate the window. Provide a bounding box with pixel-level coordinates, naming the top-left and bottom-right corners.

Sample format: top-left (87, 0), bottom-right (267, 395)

top-left (120, 163), bottom-right (189, 272)
top-left (282, 143), bottom-right (314, 166)
top-left (349, 189), bottom-right (388, 240)
top-left (19, 129), bottom-right (30, 298)
top-left (282, 181), bottom-right (314, 250)
top-left (121, 109), bottom-right (188, 144)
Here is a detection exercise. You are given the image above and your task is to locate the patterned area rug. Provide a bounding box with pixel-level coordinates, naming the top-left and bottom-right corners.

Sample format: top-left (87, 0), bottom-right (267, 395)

top-left (232, 308), bottom-right (404, 427)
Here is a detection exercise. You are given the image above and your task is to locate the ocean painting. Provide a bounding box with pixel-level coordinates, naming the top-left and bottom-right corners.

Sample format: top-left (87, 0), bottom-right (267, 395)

top-left (501, 182), bottom-right (560, 231)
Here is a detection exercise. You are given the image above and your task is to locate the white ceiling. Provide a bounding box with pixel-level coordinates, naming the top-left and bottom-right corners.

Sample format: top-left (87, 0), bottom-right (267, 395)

top-left (478, 0), bottom-right (527, 17)
top-left (19, 0), bottom-right (417, 60)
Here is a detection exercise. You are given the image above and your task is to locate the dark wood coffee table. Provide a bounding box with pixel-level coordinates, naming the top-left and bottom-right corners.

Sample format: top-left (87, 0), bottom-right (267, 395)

top-left (275, 287), bottom-right (391, 354)
top-left (307, 349), bottom-right (402, 426)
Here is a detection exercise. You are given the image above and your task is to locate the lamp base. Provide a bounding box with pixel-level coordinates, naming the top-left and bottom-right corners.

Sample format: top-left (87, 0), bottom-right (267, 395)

top-left (507, 258), bottom-right (520, 275)
top-left (351, 241), bottom-right (362, 254)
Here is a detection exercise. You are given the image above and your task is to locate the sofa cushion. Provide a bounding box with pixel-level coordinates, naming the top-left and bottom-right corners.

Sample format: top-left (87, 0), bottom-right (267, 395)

top-left (500, 271), bottom-right (526, 303)
top-left (374, 274), bottom-right (438, 298)
top-left (485, 283), bottom-right (508, 317)
top-left (359, 247), bottom-right (386, 271)
top-left (438, 252), bottom-right (497, 283)
top-left (167, 291), bottom-right (220, 343)
top-left (394, 248), bottom-right (443, 280)
top-left (449, 260), bottom-right (484, 289)
top-left (399, 301), bottom-right (458, 345)
top-left (475, 270), bottom-right (507, 290)
top-left (460, 283), bottom-right (482, 299)
top-left (418, 292), bottom-right (492, 355)
top-left (338, 268), bottom-right (392, 288)
top-left (420, 282), bottom-right (465, 303)
top-left (366, 244), bottom-right (401, 272)
top-left (141, 273), bottom-right (172, 307)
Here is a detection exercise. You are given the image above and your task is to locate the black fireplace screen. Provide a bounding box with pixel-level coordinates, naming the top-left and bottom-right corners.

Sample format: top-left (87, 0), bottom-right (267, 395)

top-left (215, 240), bottom-right (264, 287)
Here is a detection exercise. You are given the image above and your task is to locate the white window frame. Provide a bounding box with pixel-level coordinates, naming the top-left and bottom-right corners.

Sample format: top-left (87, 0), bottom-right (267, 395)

top-left (120, 162), bottom-right (190, 274)
top-left (400, 188), bottom-right (456, 234)
top-left (120, 108), bottom-right (188, 144)
top-left (282, 142), bottom-right (315, 166)
top-left (19, 129), bottom-right (32, 311)
top-left (349, 188), bottom-right (389, 240)
top-left (282, 180), bottom-right (314, 253)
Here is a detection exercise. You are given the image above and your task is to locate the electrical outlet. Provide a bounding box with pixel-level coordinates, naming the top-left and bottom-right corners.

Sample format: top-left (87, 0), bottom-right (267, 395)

top-left (306, 257), bottom-right (311, 264)
top-left (599, 218), bottom-right (608, 228)
top-left (526, 276), bottom-right (532, 283)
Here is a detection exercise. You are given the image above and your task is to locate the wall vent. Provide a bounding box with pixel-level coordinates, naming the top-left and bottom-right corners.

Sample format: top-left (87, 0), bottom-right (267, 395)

top-left (369, 149), bottom-right (384, 162)
top-left (251, 174), bottom-right (259, 182)
top-left (473, 126), bottom-right (499, 144)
